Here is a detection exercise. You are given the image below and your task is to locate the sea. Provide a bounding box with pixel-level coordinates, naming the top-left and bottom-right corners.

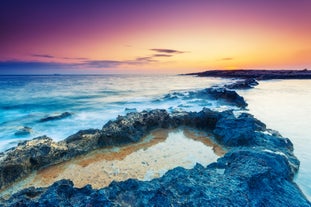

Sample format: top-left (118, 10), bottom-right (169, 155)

top-left (0, 74), bottom-right (310, 199)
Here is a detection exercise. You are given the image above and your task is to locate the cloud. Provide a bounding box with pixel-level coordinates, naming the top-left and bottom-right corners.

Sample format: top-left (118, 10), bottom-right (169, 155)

top-left (0, 61), bottom-right (68, 69)
top-left (150, 48), bottom-right (185, 54)
top-left (134, 56), bottom-right (157, 63)
top-left (62, 57), bottom-right (90, 61)
top-left (79, 56), bottom-right (158, 68)
top-left (153, 54), bottom-right (173, 57)
top-left (0, 61), bottom-right (73, 74)
top-left (0, 57), bottom-right (156, 72)
top-left (31, 54), bottom-right (55, 58)
top-left (31, 53), bottom-right (91, 61)
top-left (0, 49), bottom-right (186, 74)
top-left (80, 60), bottom-right (122, 68)
top-left (221, 57), bottom-right (234, 61)
top-left (59, 57), bottom-right (89, 60)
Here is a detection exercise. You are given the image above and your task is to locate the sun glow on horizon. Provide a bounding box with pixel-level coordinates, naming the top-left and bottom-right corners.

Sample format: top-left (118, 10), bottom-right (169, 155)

top-left (0, 1), bottom-right (310, 74)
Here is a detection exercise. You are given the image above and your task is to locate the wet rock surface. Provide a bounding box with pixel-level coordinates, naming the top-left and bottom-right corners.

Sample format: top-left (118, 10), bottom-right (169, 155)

top-left (225, 78), bottom-right (259, 89)
top-left (161, 86), bottom-right (247, 108)
top-left (1, 149), bottom-right (309, 206)
top-left (38, 112), bottom-right (72, 123)
top-left (203, 87), bottom-right (247, 108)
top-left (0, 80), bottom-right (310, 206)
top-left (14, 126), bottom-right (33, 136)
top-left (0, 136), bottom-right (68, 190)
top-left (1, 107), bottom-right (309, 206)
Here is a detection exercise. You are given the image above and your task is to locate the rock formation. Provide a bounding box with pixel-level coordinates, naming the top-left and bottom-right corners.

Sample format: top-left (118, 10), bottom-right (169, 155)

top-left (0, 80), bottom-right (310, 206)
top-left (39, 112), bottom-right (72, 122)
top-left (185, 69), bottom-right (311, 80)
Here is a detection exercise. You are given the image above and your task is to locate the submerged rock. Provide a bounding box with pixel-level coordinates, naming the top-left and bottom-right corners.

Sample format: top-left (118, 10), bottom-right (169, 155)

top-left (124, 108), bottom-right (137, 113)
top-left (14, 126), bottom-right (32, 136)
top-left (39, 112), bottom-right (72, 122)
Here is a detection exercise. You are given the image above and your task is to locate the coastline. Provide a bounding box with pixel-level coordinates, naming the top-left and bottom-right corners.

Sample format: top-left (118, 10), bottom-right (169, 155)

top-left (0, 76), bottom-right (310, 206)
top-left (0, 127), bottom-right (224, 198)
top-left (184, 69), bottom-right (311, 80)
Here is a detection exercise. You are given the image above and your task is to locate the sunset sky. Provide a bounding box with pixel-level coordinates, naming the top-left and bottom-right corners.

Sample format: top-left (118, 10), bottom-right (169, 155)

top-left (1, 0), bottom-right (311, 74)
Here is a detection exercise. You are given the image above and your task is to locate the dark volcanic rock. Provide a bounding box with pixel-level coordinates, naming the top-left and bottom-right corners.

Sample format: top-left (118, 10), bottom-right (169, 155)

top-left (0, 108), bottom-right (231, 190)
top-left (99, 109), bottom-right (171, 146)
top-left (203, 87), bottom-right (247, 108)
top-left (185, 69), bottom-right (311, 80)
top-left (2, 149), bottom-right (310, 206)
top-left (213, 112), bottom-right (266, 146)
top-left (65, 129), bottom-right (101, 156)
top-left (0, 136), bottom-right (68, 189)
top-left (161, 87), bottom-right (248, 108)
top-left (225, 78), bottom-right (259, 89)
top-left (0, 107), bottom-right (309, 206)
top-left (39, 112), bottom-right (72, 122)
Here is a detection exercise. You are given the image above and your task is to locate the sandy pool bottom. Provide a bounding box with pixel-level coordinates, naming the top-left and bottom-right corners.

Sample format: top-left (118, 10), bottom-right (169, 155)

top-left (1, 128), bottom-right (225, 198)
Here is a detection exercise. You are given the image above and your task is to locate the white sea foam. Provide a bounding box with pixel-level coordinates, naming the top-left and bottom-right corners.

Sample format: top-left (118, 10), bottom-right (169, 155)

top-left (0, 75), bottom-right (230, 151)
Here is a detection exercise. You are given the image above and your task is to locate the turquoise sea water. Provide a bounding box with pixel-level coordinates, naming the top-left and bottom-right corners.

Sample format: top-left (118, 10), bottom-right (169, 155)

top-left (0, 75), bottom-right (309, 199)
top-left (0, 74), bottom-right (230, 151)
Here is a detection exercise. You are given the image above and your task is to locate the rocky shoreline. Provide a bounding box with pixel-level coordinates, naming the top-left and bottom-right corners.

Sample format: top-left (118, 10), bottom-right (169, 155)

top-left (185, 69), bottom-right (311, 80)
top-left (0, 80), bottom-right (310, 206)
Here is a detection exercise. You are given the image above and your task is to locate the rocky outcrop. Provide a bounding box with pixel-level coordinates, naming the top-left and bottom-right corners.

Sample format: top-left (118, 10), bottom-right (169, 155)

top-left (161, 87), bottom-right (247, 108)
top-left (99, 109), bottom-right (171, 146)
top-left (185, 69), bottom-right (311, 80)
top-left (1, 106), bottom-right (309, 206)
top-left (0, 136), bottom-right (68, 190)
top-left (225, 78), bottom-right (258, 89)
top-left (0, 109), bottom-right (243, 190)
top-left (1, 149), bottom-right (309, 206)
top-left (203, 87), bottom-right (247, 108)
top-left (38, 112), bottom-right (72, 122)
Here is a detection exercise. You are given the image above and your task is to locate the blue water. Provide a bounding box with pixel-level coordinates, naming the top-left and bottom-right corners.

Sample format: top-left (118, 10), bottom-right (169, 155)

top-left (0, 74), bottom-right (231, 151)
top-left (0, 75), bottom-right (310, 199)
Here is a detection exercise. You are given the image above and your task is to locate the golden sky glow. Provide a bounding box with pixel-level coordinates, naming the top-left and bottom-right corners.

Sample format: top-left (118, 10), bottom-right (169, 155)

top-left (0, 1), bottom-right (311, 74)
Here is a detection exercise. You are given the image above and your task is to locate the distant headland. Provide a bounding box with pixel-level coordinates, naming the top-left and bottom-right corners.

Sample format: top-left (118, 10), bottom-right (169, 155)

top-left (184, 69), bottom-right (311, 80)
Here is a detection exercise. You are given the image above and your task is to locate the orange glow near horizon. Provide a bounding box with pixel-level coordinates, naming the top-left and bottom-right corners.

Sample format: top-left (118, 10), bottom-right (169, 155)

top-left (0, 1), bottom-right (311, 74)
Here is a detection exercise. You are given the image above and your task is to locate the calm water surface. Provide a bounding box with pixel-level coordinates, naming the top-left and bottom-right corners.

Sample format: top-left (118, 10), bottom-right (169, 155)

top-left (239, 80), bottom-right (311, 200)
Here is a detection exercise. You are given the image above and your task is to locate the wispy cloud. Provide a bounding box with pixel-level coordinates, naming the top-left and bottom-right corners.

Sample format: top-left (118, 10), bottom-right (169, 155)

top-left (79, 60), bottom-right (121, 68)
top-left (5, 47), bottom-right (189, 73)
top-left (153, 54), bottom-right (173, 57)
top-left (0, 56), bottom-right (160, 72)
top-left (134, 56), bottom-right (157, 63)
top-left (220, 57), bottom-right (234, 61)
top-left (62, 57), bottom-right (90, 61)
top-left (150, 48), bottom-right (186, 54)
top-left (0, 61), bottom-right (72, 71)
top-left (31, 53), bottom-right (90, 61)
top-left (78, 56), bottom-right (159, 68)
top-left (31, 54), bottom-right (55, 58)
